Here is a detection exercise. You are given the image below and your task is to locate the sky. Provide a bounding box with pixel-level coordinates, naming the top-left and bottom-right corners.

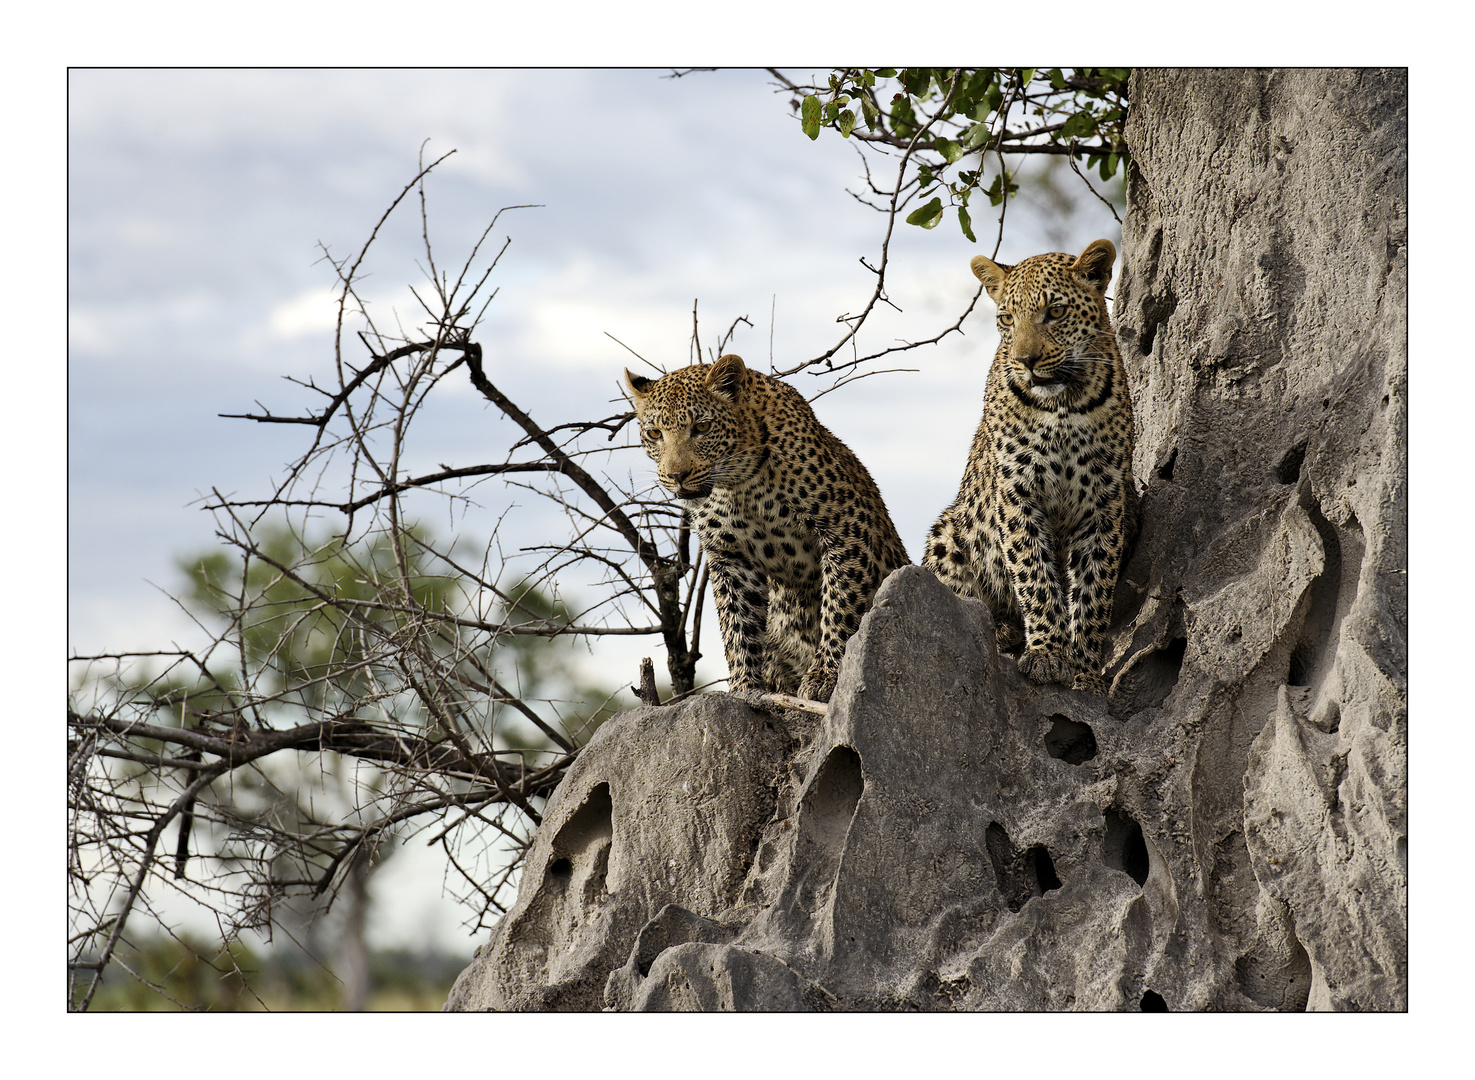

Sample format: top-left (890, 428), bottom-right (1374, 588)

top-left (67, 68), bottom-right (1121, 656)
top-left (67, 68), bottom-right (1127, 956)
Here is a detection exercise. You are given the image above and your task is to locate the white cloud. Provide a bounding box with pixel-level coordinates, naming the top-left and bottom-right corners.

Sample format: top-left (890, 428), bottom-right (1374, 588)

top-left (522, 296), bottom-right (694, 371)
top-left (269, 286), bottom-right (342, 339)
top-left (67, 309), bottom-right (111, 353)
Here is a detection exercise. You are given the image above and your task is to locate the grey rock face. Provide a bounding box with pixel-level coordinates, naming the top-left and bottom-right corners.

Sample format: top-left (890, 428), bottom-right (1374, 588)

top-left (444, 695), bottom-right (794, 1011)
top-left (446, 69), bottom-right (1405, 1012)
top-left (1114, 67), bottom-right (1407, 1011)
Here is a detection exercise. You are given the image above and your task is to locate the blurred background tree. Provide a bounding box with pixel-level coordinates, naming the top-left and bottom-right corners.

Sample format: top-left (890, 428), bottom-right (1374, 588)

top-left (70, 520), bottom-right (616, 1011)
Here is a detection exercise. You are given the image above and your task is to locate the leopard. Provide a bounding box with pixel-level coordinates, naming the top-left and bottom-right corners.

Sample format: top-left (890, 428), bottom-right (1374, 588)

top-left (625, 353), bottom-right (911, 704)
top-left (923, 238), bottom-right (1139, 695)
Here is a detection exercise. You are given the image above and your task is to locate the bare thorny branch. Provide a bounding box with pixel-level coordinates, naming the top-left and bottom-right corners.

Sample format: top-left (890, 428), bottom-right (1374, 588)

top-left (67, 148), bottom-right (700, 1010)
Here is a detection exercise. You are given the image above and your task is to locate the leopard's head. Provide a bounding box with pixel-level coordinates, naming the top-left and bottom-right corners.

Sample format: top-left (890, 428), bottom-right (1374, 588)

top-left (971, 238), bottom-right (1116, 402)
top-left (624, 353), bottom-right (762, 500)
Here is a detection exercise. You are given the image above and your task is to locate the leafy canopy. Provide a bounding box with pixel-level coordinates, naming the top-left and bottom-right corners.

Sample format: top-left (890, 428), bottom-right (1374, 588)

top-left (789, 67), bottom-right (1129, 242)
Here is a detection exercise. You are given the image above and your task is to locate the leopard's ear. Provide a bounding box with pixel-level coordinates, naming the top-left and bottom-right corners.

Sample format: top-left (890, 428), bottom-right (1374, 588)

top-left (624, 368), bottom-right (654, 401)
top-left (706, 354), bottom-right (747, 402)
top-left (970, 255), bottom-right (1012, 303)
top-left (1072, 239), bottom-right (1116, 292)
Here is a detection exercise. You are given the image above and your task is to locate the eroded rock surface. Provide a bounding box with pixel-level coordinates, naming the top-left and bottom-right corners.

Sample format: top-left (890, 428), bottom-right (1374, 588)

top-left (446, 68), bottom-right (1405, 1012)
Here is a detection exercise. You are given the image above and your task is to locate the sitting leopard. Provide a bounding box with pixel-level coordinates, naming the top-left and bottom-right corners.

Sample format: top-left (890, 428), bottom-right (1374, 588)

top-left (923, 239), bottom-right (1139, 695)
top-left (625, 353), bottom-right (910, 704)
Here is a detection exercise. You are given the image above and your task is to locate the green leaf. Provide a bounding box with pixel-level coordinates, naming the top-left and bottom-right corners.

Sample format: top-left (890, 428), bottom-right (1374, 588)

top-left (861, 95), bottom-right (880, 129)
top-left (1059, 111), bottom-right (1097, 140)
top-left (837, 108), bottom-right (856, 138)
top-left (935, 137), bottom-right (965, 164)
top-left (956, 69), bottom-right (992, 120)
top-left (905, 196), bottom-right (946, 229)
top-left (801, 94), bottom-right (822, 140)
top-left (900, 67), bottom-right (931, 97)
top-left (823, 100), bottom-right (840, 123)
top-left (963, 121), bottom-right (991, 150)
top-left (984, 173), bottom-right (1017, 207)
top-left (1020, 67), bottom-right (1036, 84)
top-left (875, 68), bottom-right (897, 79)
top-left (889, 94), bottom-right (917, 137)
top-left (958, 204), bottom-right (976, 243)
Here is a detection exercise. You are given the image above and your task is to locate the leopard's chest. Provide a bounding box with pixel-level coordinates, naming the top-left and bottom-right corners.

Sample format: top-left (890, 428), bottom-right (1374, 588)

top-left (987, 402), bottom-right (1125, 524)
top-left (688, 479), bottom-right (822, 587)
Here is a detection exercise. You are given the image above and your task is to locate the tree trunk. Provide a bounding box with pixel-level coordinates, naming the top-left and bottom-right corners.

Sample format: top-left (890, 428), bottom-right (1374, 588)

top-left (338, 851), bottom-right (372, 1012)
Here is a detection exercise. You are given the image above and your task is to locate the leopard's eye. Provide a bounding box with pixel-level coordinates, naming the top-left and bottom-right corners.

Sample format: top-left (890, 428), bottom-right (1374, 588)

top-left (998, 312), bottom-right (1014, 326)
top-left (1047, 304), bottom-right (1066, 319)
top-left (692, 420), bottom-right (713, 435)
top-left (644, 427), bottom-right (663, 441)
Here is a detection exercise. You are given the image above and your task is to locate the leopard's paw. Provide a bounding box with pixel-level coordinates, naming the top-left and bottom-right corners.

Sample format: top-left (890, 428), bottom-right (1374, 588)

top-left (1071, 671), bottom-right (1107, 696)
top-left (1017, 647), bottom-right (1070, 686)
top-left (795, 673), bottom-right (836, 706)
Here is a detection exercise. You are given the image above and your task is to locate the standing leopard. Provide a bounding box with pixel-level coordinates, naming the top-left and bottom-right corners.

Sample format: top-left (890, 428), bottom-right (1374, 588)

top-left (923, 239), bottom-right (1139, 695)
top-left (625, 353), bottom-right (910, 704)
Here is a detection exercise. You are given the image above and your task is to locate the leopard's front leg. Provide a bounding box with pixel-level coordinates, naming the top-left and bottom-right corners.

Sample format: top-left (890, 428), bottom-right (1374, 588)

top-left (923, 504), bottom-right (1023, 653)
top-left (1001, 501), bottom-right (1072, 686)
top-left (1064, 502), bottom-right (1129, 695)
top-left (798, 544), bottom-right (882, 704)
top-left (707, 553), bottom-right (771, 695)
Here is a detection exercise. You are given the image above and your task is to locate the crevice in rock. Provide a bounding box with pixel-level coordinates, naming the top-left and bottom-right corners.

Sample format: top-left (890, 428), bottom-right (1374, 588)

top-left (1156, 446), bottom-right (1178, 482)
top-left (985, 824), bottom-right (1059, 912)
top-left (1310, 696), bottom-right (1341, 735)
top-left (1044, 715), bottom-right (1098, 765)
top-left (789, 745), bottom-right (864, 917)
top-left (1139, 286), bottom-right (1179, 356)
top-left (1104, 810), bottom-right (1150, 887)
top-left (1275, 440), bottom-right (1308, 485)
top-left (1030, 844), bottom-right (1062, 893)
top-left (1140, 989), bottom-right (1169, 1011)
top-left (631, 905), bottom-right (735, 978)
top-left (505, 783), bottom-right (615, 960)
top-left (1286, 497), bottom-right (1363, 693)
top-left (555, 783), bottom-right (614, 907)
top-left (1110, 636), bottom-right (1187, 719)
